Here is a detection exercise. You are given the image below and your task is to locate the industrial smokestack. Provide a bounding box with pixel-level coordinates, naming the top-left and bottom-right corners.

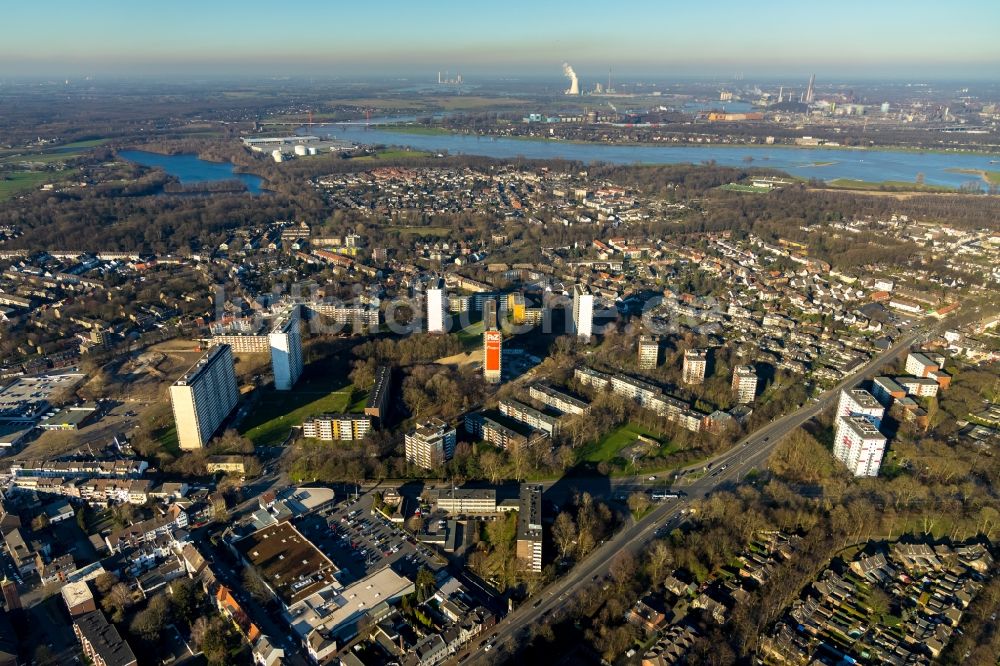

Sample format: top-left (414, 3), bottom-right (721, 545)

top-left (562, 62), bottom-right (579, 95)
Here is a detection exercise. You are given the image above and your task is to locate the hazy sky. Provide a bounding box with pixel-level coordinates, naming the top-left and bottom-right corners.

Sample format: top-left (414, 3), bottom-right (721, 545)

top-left (4, 0), bottom-right (999, 79)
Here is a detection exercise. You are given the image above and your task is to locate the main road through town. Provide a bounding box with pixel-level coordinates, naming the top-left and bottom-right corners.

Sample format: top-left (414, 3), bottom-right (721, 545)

top-left (446, 319), bottom-right (949, 664)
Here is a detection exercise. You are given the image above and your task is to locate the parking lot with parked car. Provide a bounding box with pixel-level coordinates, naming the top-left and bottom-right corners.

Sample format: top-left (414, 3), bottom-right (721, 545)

top-left (294, 493), bottom-right (443, 586)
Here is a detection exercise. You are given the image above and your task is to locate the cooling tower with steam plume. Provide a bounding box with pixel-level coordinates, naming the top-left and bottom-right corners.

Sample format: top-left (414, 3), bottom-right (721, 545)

top-left (562, 62), bottom-right (579, 95)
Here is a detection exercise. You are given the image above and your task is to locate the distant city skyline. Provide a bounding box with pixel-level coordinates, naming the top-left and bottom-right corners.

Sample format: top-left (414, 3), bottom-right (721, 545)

top-left (2, 0), bottom-right (999, 79)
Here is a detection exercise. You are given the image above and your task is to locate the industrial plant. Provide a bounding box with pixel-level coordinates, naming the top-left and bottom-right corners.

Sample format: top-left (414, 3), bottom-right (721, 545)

top-left (562, 62), bottom-right (579, 95)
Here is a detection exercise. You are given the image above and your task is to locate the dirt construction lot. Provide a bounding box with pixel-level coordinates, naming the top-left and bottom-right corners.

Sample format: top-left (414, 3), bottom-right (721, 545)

top-left (5, 341), bottom-right (207, 463)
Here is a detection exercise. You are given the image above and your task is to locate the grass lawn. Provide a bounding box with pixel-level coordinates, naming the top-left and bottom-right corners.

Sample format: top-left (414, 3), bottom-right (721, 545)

top-left (455, 320), bottom-right (485, 351)
top-left (434, 95), bottom-right (530, 110)
top-left (0, 171), bottom-right (60, 200)
top-left (381, 125), bottom-right (454, 136)
top-left (578, 422), bottom-right (671, 464)
top-left (348, 389), bottom-right (371, 412)
top-left (325, 97), bottom-right (430, 110)
top-left (154, 422), bottom-right (180, 455)
top-left (385, 225), bottom-right (451, 237)
top-left (241, 384), bottom-right (367, 447)
top-left (58, 138), bottom-right (109, 149)
top-left (944, 167), bottom-right (1000, 185)
top-left (350, 149), bottom-right (432, 162)
top-left (0, 140), bottom-right (109, 166)
top-left (86, 507), bottom-right (115, 534)
top-left (720, 183), bottom-right (772, 193)
top-left (1, 152), bottom-right (78, 165)
top-left (825, 178), bottom-right (956, 192)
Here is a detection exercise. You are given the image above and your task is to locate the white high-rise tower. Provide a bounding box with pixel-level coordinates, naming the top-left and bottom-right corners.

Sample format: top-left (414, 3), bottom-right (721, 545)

top-left (269, 305), bottom-right (303, 391)
top-left (571, 284), bottom-right (593, 339)
top-left (170, 345), bottom-right (240, 450)
top-left (426, 279), bottom-right (446, 333)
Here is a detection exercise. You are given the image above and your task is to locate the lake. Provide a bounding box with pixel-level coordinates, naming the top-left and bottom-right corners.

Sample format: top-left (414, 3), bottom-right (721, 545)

top-left (119, 150), bottom-right (265, 194)
top-left (306, 122), bottom-right (1000, 189)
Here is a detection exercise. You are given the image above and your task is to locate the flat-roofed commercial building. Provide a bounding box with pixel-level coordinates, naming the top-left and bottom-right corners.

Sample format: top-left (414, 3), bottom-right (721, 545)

top-left (302, 414), bottom-right (372, 441)
top-left (432, 488), bottom-right (497, 515)
top-left (285, 566), bottom-right (413, 664)
top-left (169, 345), bottom-right (239, 450)
top-left (38, 404), bottom-right (97, 431)
top-left (235, 521), bottom-right (340, 609)
top-left (269, 306), bottom-right (303, 391)
top-left (529, 383), bottom-right (590, 415)
top-left (516, 484), bottom-right (543, 573)
top-left (404, 418), bottom-right (456, 469)
top-left (242, 135), bottom-right (320, 149)
top-left (205, 455), bottom-right (249, 475)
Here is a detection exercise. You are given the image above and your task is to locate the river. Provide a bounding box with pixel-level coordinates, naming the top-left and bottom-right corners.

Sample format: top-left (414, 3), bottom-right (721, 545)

top-left (303, 122), bottom-right (1000, 189)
